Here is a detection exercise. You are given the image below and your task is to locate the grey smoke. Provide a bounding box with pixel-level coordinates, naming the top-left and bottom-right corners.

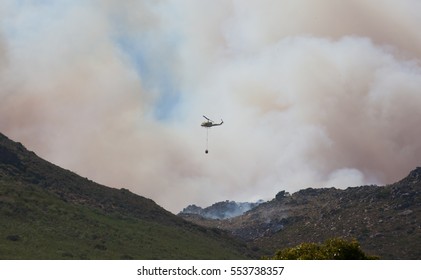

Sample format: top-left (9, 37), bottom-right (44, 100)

top-left (1, 1), bottom-right (421, 213)
top-left (180, 200), bottom-right (264, 220)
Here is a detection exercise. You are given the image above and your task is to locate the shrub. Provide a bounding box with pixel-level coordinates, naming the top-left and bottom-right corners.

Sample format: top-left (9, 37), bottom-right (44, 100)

top-left (270, 238), bottom-right (378, 260)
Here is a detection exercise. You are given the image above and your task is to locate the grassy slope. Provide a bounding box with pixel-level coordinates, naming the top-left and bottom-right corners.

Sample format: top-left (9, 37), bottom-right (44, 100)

top-left (0, 179), bottom-right (250, 259)
top-left (0, 133), bottom-right (252, 259)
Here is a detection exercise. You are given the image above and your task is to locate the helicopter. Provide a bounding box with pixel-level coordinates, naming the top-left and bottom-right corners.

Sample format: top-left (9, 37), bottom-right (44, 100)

top-left (201, 115), bottom-right (223, 127)
top-left (201, 116), bottom-right (223, 154)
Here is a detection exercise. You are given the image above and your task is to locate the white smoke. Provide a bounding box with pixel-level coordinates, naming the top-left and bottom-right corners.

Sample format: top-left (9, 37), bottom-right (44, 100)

top-left (1, 1), bottom-right (421, 212)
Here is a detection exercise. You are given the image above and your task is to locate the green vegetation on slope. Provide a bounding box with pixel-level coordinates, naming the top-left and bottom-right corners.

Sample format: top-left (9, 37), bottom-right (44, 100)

top-left (0, 132), bottom-right (253, 259)
top-left (0, 179), bottom-right (249, 259)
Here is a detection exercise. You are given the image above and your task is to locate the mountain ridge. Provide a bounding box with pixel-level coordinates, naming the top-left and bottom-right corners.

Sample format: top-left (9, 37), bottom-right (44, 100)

top-left (0, 132), bottom-right (254, 259)
top-left (180, 169), bottom-right (421, 259)
top-left (2, 131), bottom-right (420, 259)
top-left (0, 132), bottom-right (176, 223)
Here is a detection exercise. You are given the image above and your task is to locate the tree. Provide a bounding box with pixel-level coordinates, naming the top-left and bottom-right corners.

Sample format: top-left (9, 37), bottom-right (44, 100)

top-left (269, 238), bottom-right (378, 260)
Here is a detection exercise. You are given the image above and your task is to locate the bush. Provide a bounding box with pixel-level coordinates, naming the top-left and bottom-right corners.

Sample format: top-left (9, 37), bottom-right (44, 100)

top-left (6, 235), bottom-right (21, 242)
top-left (270, 238), bottom-right (378, 260)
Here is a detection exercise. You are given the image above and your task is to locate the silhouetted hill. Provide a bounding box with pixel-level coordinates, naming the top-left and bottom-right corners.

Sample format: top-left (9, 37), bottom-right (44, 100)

top-left (0, 132), bottom-right (254, 259)
top-left (0, 132), bottom-right (174, 222)
top-left (181, 170), bottom-right (421, 259)
top-left (3, 131), bottom-right (419, 259)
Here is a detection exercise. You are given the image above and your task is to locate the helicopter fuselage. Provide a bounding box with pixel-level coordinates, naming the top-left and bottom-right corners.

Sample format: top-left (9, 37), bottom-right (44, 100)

top-left (201, 121), bottom-right (223, 127)
top-left (201, 121), bottom-right (213, 127)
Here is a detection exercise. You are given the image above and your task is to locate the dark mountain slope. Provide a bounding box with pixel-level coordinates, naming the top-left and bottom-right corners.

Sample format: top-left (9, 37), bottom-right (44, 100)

top-left (181, 170), bottom-right (421, 259)
top-left (0, 132), bottom-right (173, 223)
top-left (0, 132), bottom-right (253, 259)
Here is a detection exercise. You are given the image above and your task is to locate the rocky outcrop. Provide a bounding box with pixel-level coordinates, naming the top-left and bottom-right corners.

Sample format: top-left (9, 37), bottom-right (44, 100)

top-left (181, 168), bottom-right (421, 259)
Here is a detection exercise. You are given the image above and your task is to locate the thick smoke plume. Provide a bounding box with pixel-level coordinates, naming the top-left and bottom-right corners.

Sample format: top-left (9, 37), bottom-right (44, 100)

top-left (1, 1), bottom-right (421, 212)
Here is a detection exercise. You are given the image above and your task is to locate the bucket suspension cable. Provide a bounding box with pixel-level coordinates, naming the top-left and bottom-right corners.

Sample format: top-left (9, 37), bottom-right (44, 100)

top-left (205, 128), bottom-right (209, 153)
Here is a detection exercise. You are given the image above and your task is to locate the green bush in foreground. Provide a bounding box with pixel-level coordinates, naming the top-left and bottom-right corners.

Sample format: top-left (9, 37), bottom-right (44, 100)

top-left (270, 238), bottom-right (378, 260)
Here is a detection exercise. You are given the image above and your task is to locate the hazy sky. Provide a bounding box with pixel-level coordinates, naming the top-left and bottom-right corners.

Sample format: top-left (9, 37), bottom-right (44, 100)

top-left (1, 0), bottom-right (421, 213)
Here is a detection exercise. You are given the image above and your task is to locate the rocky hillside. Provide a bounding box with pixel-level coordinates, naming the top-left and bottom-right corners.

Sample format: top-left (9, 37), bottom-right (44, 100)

top-left (0, 132), bottom-right (254, 259)
top-left (180, 170), bottom-right (421, 259)
top-left (3, 131), bottom-right (419, 259)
